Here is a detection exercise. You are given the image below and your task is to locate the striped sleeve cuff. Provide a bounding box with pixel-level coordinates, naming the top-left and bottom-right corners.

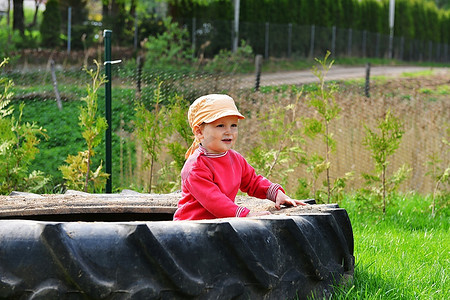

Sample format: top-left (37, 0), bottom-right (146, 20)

top-left (235, 206), bottom-right (250, 217)
top-left (267, 183), bottom-right (282, 202)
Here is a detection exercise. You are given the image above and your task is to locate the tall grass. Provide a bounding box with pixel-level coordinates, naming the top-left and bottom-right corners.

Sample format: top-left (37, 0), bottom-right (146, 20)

top-left (327, 194), bottom-right (449, 299)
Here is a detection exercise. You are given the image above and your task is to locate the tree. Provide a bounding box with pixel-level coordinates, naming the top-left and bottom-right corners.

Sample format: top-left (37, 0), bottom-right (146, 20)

top-left (59, 61), bottom-right (109, 193)
top-left (28, 0), bottom-right (45, 29)
top-left (434, 0), bottom-right (450, 9)
top-left (102, 0), bottom-right (137, 46)
top-left (362, 110), bottom-right (410, 214)
top-left (12, 0), bottom-right (24, 35)
top-left (0, 59), bottom-right (49, 194)
top-left (40, 0), bottom-right (62, 48)
top-left (59, 0), bottom-right (92, 50)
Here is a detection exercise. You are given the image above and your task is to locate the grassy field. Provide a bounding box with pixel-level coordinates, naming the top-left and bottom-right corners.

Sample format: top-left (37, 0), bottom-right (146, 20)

top-left (326, 194), bottom-right (449, 299)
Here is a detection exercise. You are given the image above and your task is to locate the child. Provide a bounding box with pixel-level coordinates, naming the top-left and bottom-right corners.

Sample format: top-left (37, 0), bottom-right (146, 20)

top-left (173, 94), bottom-right (306, 220)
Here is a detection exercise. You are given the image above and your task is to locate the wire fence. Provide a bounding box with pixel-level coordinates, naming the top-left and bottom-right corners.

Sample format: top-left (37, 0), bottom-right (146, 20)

top-left (1, 17), bottom-right (449, 196)
top-left (182, 18), bottom-right (449, 62)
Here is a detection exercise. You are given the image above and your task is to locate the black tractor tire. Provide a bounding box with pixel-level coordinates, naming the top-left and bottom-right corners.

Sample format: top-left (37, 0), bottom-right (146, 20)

top-left (0, 212), bottom-right (353, 299)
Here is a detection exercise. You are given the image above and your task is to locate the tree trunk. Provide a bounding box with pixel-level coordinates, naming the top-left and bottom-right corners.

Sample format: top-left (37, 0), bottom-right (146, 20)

top-left (13, 0), bottom-right (25, 35)
top-left (28, 0), bottom-right (43, 28)
top-left (7, 0), bottom-right (11, 43)
top-left (102, 0), bottom-right (109, 19)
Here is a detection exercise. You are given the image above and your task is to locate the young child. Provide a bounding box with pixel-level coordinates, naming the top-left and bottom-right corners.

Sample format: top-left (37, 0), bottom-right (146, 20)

top-left (173, 94), bottom-right (306, 220)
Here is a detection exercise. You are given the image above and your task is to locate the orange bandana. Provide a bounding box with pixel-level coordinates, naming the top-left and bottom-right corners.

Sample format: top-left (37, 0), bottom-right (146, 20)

top-left (185, 94), bottom-right (245, 158)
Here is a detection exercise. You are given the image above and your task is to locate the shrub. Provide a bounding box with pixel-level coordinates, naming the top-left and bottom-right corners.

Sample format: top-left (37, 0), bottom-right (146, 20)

top-left (40, 0), bottom-right (61, 48)
top-left (0, 58), bottom-right (49, 194)
top-left (59, 60), bottom-right (109, 192)
top-left (360, 110), bottom-right (411, 214)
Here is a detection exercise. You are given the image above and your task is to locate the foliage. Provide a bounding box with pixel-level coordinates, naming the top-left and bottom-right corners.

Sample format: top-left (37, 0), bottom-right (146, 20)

top-left (144, 17), bottom-right (193, 69)
top-left (59, 60), bottom-right (109, 193)
top-left (40, 0), bottom-right (61, 48)
top-left (301, 51), bottom-right (352, 203)
top-left (135, 92), bottom-right (191, 194)
top-left (360, 110), bottom-right (411, 214)
top-left (135, 81), bottom-right (169, 193)
top-left (204, 40), bottom-right (254, 73)
top-left (425, 125), bottom-right (450, 217)
top-left (247, 91), bottom-right (305, 189)
top-left (170, 0), bottom-right (450, 51)
top-left (0, 58), bottom-right (49, 195)
top-left (165, 95), bottom-right (191, 172)
top-left (60, 0), bottom-right (96, 51)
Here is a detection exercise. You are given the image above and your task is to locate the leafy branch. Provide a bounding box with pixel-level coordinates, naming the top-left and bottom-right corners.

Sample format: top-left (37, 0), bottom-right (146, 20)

top-left (59, 60), bottom-right (109, 192)
top-left (302, 51), bottom-right (349, 203)
top-left (361, 110), bottom-right (410, 214)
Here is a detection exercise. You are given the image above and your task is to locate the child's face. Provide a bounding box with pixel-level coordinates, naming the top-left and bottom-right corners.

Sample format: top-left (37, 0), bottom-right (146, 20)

top-left (194, 115), bottom-right (239, 154)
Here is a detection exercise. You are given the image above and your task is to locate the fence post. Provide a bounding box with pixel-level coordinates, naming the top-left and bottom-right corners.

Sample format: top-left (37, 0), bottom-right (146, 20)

top-left (288, 23), bottom-right (292, 58)
top-left (400, 36), bottom-right (404, 60)
top-left (375, 33), bottom-right (380, 58)
top-left (331, 26), bottom-right (336, 57)
top-left (365, 62), bottom-right (370, 98)
top-left (309, 25), bottom-right (315, 58)
top-left (133, 10), bottom-right (138, 51)
top-left (136, 55), bottom-right (143, 95)
top-left (50, 59), bottom-right (63, 111)
top-left (67, 7), bottom-right (72, 54)
top-left (233, 0), bottom-right (240, 53)
top-left (104, 30), bottom-right (113, 194)
top-left (420, 40), bottom-right (424, 61)
top-left (428, 41), bottom-right (432, 61)
top-left (347, 28), bottom-right (352, 57)
top-left (255, 54), bottom-right (263, 91)
top-left (409, 40), bottom-right (413, 61)
top-left (436, 43), bottom-right (440, 62)
top-left (265, 22), bottom-right (269, 59)
top-left (362, 30), bottom-right (367, 57)
top-left (444, 44), bottom-right (448, 62)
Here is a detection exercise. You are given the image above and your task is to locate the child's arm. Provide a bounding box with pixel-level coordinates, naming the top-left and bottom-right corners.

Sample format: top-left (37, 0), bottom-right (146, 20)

top-left (274, 190), bottom-right (308, 210)
top-left (245, 191), bottom-right (307, 217)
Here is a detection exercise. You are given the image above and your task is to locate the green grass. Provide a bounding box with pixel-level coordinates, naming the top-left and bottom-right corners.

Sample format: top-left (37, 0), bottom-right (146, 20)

top-left (326, 194), bottom-right (449, 299)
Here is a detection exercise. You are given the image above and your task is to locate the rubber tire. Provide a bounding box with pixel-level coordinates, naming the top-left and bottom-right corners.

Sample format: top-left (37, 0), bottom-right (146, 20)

top-left (0, 210), bottom-right (354, 299)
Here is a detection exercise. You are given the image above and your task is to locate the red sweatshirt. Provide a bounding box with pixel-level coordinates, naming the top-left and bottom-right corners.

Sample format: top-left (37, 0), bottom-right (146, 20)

top-left (173, 145), bottom-right (284, 220)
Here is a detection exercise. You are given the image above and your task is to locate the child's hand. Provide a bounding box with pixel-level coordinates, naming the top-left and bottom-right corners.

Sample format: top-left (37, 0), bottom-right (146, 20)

top-left (246, 211), bottom-right (271, 217)
top-left (275, 190), bottom-right (308, 210)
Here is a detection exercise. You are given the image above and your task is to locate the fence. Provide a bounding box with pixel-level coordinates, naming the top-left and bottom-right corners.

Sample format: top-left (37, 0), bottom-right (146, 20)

top-left (181, 18), bottom-right (449, 63)
top-left (1, 18), bottom-right (449, 196)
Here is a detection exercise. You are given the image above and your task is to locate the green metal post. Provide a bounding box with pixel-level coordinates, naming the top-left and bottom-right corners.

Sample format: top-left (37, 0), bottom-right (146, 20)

top-left (104, 30), bottom-right (112, 193)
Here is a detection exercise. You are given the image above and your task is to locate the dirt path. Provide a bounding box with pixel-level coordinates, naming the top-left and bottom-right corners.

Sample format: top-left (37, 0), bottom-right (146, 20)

top-left (237, 65), bottom-right (449, 88)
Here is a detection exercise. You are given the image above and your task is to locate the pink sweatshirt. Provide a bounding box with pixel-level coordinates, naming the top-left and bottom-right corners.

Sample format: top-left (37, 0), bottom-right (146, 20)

top-left (173, 145), bottom-right (283, 220)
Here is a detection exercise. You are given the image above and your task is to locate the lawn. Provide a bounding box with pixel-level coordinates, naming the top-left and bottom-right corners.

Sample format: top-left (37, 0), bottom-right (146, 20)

top-left (327, 194), bottom-right (449, 299)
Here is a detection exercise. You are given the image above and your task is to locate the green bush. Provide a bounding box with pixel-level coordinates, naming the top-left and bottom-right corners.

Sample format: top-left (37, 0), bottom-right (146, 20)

top-left (0, 59), bottom-right (49, 195)
top-left (40, 0), bottom-right (61, 48)
top-left (59, 61), bottom-right (109, 193)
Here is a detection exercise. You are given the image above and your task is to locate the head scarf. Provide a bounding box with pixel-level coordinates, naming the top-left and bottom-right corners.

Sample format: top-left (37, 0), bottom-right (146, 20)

top-left (185, 94), bottom-right (245, 158)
